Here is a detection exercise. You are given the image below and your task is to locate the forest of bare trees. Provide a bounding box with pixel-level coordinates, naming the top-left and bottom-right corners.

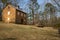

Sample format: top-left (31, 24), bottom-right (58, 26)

top-left (27, 0), bottom-right (60, 27)
top-left (0, 0), bottom-right (60, 27)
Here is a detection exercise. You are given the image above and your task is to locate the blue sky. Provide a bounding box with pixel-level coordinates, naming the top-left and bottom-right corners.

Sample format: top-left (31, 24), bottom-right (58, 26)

top-left (19, 0), bottom-right (46, 12)
top-left (38, 0), bottom-right (45, 4)
top-left (19, 0), bottom-right (45, 7)
top-left (0, 0), bottom-right (60, 17)
top-left (37, 0), bottom-right (51, 4)
top-left (21, 0), bottom-right (52, 12)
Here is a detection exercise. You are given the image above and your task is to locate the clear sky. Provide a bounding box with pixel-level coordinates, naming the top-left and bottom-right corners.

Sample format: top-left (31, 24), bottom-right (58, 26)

top-left (0, 0), bottom-right (60, 17)
top-left (37, 0), bottom-right (51, 4)
top-left (20, 0), bottom-right (52, 12)
top-left (19, 0), bottom-right (46, 12)
top-left (37, 0), bottom-right (45, 4)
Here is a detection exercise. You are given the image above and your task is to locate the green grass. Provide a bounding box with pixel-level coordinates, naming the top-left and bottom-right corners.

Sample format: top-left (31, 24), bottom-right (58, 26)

top-left (0, 22), bottom-right (60, 40)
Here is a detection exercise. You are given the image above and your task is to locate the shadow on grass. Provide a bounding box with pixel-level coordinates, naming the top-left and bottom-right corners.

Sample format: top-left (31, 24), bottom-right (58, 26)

top-left (0, 38), bottom-right (17, 40)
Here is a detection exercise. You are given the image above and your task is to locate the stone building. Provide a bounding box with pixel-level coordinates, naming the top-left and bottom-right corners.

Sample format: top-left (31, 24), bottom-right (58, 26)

top-left (2, 3), bottom-right (27, 24)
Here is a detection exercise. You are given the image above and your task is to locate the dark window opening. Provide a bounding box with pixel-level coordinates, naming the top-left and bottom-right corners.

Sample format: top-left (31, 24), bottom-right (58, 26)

top-left (21, 19), bottom-right (23, 24)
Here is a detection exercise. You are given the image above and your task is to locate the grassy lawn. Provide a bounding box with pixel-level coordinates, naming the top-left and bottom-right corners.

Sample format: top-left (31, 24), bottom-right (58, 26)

top-left (0, 22), bottom-right (60, 40)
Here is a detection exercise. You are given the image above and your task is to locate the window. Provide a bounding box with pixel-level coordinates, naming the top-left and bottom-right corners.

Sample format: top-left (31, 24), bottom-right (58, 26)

top-left (8, 6), bottom-right (10, 11)
top-left (21, 13), bottom-right (23, 16)
top-left (8, 18), bottom-right (10, 21)
top-left (8, 11), bottom-right (10, 15)
top-left (18, 12), bottom-right (20, 15)
top-left (24, 14), bottom-right (26, 17)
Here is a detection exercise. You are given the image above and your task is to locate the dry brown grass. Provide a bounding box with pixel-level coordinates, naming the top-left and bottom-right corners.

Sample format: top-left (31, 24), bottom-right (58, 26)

top-left (0, 22), bottom-right (60, 40)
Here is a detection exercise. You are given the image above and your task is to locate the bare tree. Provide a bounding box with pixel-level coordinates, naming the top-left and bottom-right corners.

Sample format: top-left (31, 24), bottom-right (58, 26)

top-left (45, 3), bottom-right (57, 27)
top-left (27, 0), bottom-right (40, 24)
top-left (52, 0), bottom-right (60, 12)
top-left (53, 0), bottom-right (60, 7)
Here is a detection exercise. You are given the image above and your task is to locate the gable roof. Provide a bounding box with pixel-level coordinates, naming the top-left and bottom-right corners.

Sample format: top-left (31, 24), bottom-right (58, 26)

top-left (3, 3), bottom-right (27, 14)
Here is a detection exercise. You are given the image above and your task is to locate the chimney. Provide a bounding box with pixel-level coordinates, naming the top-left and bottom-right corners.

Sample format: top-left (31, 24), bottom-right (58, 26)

top-left (18, 6), bottom-right (20, 9)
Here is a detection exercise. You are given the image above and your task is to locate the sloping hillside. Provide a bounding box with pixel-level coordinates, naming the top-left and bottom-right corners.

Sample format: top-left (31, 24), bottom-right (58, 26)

top-left (0, 22), bottom-right (60, 40)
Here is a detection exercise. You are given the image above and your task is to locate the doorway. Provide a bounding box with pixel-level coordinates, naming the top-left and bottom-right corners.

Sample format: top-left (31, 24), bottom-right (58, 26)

top-left (21, 19), bottom-right (23, 24)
